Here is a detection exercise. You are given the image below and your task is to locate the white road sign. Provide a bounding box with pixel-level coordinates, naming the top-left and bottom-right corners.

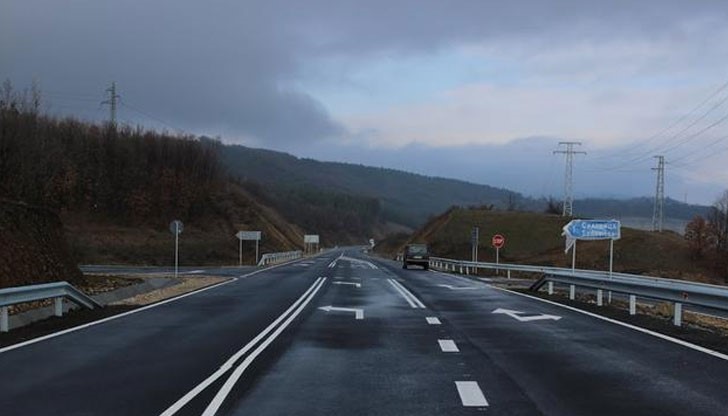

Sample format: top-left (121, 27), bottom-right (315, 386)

top-left (236, 231), bottom-right (261, 241)
top-left (304, 234), bottom-right (320, 244)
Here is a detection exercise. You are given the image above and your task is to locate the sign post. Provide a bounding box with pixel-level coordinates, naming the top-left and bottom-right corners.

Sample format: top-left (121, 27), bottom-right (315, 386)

top-left (471, 227), bottom-right (479, 263)
top-left (169, 220), bottom-right (184, 279)
top-left (236, 231), bottom-right (262, 265)
top-left (304, 234), bottom-right (320, 255)
top-left (492, 234), bottom-right (505, 274)
top-left (562, 219), bottom-right (621, 278)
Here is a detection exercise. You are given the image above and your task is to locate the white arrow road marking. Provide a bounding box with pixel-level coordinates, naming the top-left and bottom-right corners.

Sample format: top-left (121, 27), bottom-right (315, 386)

top-left (426, 317), bottom-right (441, 325)
top-left (492, 308), bottom-right (562, 322)
top-left (437, 284), bottom-right (480, 290)
top-left (318, 305), bottom-right (364, 320)
top-left (333, 281), bottom-right (361, 288)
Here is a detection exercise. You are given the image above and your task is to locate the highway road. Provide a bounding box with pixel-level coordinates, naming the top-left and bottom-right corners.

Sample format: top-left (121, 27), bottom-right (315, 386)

top-left (2, 249), bottom-right (728, 415)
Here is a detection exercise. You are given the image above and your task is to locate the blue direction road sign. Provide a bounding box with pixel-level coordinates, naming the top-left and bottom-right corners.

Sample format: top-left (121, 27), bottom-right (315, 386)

top-left (563, 220), bottom-right (621, 240)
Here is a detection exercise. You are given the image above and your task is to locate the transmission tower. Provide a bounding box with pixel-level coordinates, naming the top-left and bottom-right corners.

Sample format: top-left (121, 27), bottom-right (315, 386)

top-left (553, 141), bottom-right (586, 217)
top-left (652, 155), bottom-right (666, 232)
top-left (101, 82), bottom-right (119, 126)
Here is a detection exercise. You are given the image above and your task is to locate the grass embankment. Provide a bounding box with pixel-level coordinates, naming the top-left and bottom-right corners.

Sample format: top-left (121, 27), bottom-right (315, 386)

top-left (379, 207), bottom-right (724, 284)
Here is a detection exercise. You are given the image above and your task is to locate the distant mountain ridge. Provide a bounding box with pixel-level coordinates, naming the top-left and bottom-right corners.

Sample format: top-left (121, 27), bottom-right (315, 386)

top-left (217, 143), bottom-right (711, 232)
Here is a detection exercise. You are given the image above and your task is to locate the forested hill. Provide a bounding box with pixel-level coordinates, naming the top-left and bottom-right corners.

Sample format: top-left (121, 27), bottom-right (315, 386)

top-left (218, 143), bottom-right (519, 227)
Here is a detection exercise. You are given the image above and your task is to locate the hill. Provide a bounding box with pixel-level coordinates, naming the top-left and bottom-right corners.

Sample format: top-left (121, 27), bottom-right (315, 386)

top-left (218, 143), bottom-right (519, 228)
top-left (379, 207), bottom-right (724, 284)
top-left (0, 103), bottom-right (303, 266)
top-left (219, 144), bottom-right (710, 234)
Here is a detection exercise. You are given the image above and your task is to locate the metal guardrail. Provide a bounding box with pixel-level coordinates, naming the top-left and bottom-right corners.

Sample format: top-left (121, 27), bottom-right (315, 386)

top-left (0, 281), bottom-right (102, 332)
top-left (257, 250), bottom-right (303, 267)
top-left (426, 256), bottom-right (728, 327)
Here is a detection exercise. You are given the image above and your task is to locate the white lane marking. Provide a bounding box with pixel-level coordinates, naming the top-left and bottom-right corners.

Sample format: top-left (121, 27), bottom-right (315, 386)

top-left (491, 285), bottom-right (728, 362)
top-left (492, 308), bottom-right (562, 322)
top-left (202, 278), bottom-right (327, 415)
top-left (437, 284), bottom-right (479, 290)
top-left (455, 381), bottom-right (489, 407)
top-left (328, 261), bottom-right (337, 268)
top-left (387, 279), bottom-right (426, 309)
top-left (332, 281), bottom-right (361, 288)
top-left (438, 339), bottom-right (460, 352)
top-left (426, 317), bottom-right (441, 325)
top-left (338, 255), bottom-right (378, 269)
top-left (318, 305), bottom-right (364, 320)
top-left (181, 270), bottom-right (205, 274)
top-left (161, 277), bottom-right (326, 415)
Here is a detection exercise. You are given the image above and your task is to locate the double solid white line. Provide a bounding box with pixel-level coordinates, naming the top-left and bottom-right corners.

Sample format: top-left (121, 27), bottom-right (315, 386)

top-left (387, 278), bottom-right (425, 308)
top-left (161, 277), bottom-right (327, 416)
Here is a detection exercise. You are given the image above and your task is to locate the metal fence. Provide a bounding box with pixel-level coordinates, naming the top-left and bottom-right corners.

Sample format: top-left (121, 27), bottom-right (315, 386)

top-left (427, 256), bottom-right (728, 326)
top-left (0, 281), bottom-right (102, 332)
top-left (257, 250), bottom-right (303, 267)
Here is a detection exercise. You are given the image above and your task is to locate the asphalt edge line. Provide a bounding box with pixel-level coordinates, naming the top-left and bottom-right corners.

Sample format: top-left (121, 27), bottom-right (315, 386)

top-left (160, 277), bottom-right (325, 416)
top-left (0, 257), bottom-right (308, 355)
top-left (490, 285), bottom-right (728, 362)
top-left (202, 277), bottom-right (327, 415)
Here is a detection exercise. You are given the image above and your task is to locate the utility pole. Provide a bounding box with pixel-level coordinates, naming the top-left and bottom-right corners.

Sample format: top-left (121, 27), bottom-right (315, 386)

top-left (101, 82), bottom-right (119, 126)
top-left (553, 141), bottom-right (586, 217)
top-left (652, 155), bottom-right (666, 232)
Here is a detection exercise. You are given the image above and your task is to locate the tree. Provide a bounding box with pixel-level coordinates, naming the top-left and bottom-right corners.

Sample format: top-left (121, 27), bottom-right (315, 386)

top-left (684, 215), bottom-right (712, 259)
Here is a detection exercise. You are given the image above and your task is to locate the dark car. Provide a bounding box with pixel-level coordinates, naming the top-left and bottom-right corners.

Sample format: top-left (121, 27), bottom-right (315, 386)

top-left (402, 244), bottom-right (429, 270)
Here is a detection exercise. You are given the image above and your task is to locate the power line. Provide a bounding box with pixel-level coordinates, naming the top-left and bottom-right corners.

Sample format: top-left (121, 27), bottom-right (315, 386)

top-left (553, 141), bottom-right (586, 217)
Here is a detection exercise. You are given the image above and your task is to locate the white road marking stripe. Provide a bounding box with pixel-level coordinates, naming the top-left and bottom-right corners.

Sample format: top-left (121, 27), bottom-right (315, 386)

top-left (201, 278), bottom-right (327, 415)
top-left (388, 279), bottom-right (426, 308)
top-left (455, 381), bottom-right (489, 407)
top-left (181, 270), bottom-right (205, 274)
top-left (491, 285), bottom-right (728, 362)
top-left (426, 317), bottom-right (441, 325)
top-left (438, 339), bottom-right (459, 352)
top-left (160, 277), bottom-right (326, 416)
top-left (388, 279), bottom-right (417, 308)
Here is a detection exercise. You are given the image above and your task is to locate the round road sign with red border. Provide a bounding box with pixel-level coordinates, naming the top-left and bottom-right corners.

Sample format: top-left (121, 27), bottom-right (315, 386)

top-left (492, 234), bottom-right (505, 248)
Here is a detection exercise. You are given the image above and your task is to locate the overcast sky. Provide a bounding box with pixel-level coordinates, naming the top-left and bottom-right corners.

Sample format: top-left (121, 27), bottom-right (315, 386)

top-left (3, 1), bottom-right (728, 204)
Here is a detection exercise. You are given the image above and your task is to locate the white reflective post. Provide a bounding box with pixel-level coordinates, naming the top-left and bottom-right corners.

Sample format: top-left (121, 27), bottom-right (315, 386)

top-left (569, 284), bottom-right (575, 300)
top-left (239, 238), bottom-right (243, 266)
top-left (255, 240), bottom-right (259, 265)
top-left (596, 289), bottom-right (603, 306)
top-left (629, 295), bottom-right (636, 315)
top-left (0, 306), bottom-right (8, 332)
top-left (54, 297), bottom-right (63, 317)
top-left (548, 281), bottom-right (554, 295)
top-left (571, 241), bottom-right (577, 274)
top-left (674, 302), bottom-right (683, 326)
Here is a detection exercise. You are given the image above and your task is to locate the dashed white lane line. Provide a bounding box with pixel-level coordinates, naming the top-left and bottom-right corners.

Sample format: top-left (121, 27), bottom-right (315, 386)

top-left (426, 317), bottom-right (441, 325)
top-left (438, 339), bottom-right (459, 352)
top-left (455, 381), bottom-right (489, 407)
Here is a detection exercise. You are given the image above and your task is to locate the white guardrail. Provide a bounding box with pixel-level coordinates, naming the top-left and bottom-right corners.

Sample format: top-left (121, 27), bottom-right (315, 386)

top-left (257, 250), bottom-right (303, 267)
top-left (420, 256), bottom-right (728, 327)
top-left (0, 281), bottom-right (102, 332)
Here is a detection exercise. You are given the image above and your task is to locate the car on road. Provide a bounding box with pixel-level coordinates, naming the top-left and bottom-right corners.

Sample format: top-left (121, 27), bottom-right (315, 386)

top-left (402, 243), bottom-right (429, 270)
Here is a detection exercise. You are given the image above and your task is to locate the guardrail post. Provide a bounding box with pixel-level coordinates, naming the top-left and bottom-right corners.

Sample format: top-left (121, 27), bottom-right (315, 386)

top-left (629, 295), bottom-right (636, 315)
top-left (596, 289), bottom-right (603, 306)
top-left (1, 306), bottom-right (8, 332)
top-left (569, 284), bottom-right (575, 300)
top-left (674, 302), bottom-right (683, 326)
top-left (465, 266), bottom-right (469, 275)
top-left (54, 297), bottom-right (64, 317)
top-left (459, 265), bottom-right (463, 274)
top-left (548, 281), bottom-right (554, 295)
